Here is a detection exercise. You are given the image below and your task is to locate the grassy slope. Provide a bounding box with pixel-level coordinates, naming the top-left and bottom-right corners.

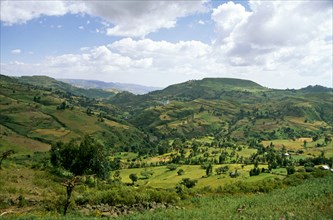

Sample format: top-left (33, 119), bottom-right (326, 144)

top-left (0, 75), bottom-right (146, 150)
top-left (121, 174), bottom-right (333, 220)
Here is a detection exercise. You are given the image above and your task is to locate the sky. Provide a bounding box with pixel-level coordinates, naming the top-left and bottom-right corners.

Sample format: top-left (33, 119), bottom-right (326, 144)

top-left (0, 0), bottom-right (332, 89)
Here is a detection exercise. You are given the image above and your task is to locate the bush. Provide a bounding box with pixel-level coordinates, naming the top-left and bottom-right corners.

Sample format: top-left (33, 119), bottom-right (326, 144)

top-left (166, 164), bottom-right (178, 171)
top-left (177, 169), bottom-right (185, 176)
top-left (180, 178), bottom-right (198, 188)
top-left (215, 165), bottom-right (229, 175)
top-left (249, 167), bottom-right (260, 176)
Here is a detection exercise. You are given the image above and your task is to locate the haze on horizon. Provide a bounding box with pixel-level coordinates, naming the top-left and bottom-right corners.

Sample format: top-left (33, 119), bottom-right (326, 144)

top-left (1, 0), bottom-right (332, 89)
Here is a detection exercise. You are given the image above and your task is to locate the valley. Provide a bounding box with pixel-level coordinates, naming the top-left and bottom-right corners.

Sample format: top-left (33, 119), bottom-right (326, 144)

top-left (0, 74), bottom-right (332, 219)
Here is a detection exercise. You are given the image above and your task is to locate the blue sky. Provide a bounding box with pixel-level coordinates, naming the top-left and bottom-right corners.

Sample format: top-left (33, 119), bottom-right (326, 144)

top-left (1, 0), bottom-right (332, 88)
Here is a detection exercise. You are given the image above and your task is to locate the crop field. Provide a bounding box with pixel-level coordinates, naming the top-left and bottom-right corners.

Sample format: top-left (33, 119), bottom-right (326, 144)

top-left (118, 164), bottom-right (282, 188)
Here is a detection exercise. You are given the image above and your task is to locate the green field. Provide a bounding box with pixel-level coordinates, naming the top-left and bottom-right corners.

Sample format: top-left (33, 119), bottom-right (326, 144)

top-left (118, 174), bottom-right (333, 220)
top-left (118, 164), bottom-right (283, 188)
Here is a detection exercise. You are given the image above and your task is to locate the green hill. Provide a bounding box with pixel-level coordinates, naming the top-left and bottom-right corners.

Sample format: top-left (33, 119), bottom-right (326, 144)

top-left (18, 75), bottom-right (116, 99)
top-left (1, 74), bottom-right (332, 150)
top-left (149, 78), bottom-right (265, 100)
top-left (0, 74), bottom-right (148, 153)
top-left (0, 74), bottom-right (332, 219)
top-left (108, 78), bottom-right (332, 141)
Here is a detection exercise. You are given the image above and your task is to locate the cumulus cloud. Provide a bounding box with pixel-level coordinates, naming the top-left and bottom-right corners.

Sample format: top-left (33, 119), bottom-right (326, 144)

top-left (211, 0), bottom-right (332, 83)
top-left (1, 1), bottom-right (332, 88)
top-left (11, 49), bottom-right (21, 54)
top-left (1, 1), bottom-right (208, 37)
top-left (0, 1), bottom-right (86, 25)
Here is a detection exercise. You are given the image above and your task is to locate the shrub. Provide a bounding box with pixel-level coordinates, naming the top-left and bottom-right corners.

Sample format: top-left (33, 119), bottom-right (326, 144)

top-left (180, 178), bottom-right (198, 188)
top-left (166, 164), bottom-right (178, 171)
top-left (177, 169), bottom-right (185, 176)
top-left (215, 165), bottom-right (229, 175)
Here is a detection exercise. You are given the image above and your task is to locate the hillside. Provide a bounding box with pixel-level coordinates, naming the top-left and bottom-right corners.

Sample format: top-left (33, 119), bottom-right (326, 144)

top-left (0, 74), bottom-right (149, 153)
top-left (18, 75), bottom-right (116, 99)
top-left (2, 74), bottom-right (332, 148)
top-left (1, 74), bottom-right (332, 219)
top-left (110, 78), bottom-right (333, 141)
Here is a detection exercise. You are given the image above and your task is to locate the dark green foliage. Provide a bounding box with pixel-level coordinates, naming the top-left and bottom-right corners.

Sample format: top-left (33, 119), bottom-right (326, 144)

top-left (180, 178), bottom-right (198, 188)
top-left (129, 173), bottom-right (138, 185)
top-left (50, 135), bottom-right (110, 179)
top-left (177, 169), bottom-right (185, 176)
top-left (166, 164), bottom-right (178, 171)
top-left (286, 166), bottom-right (295, 175)
top-left (249, 167), bottom-right (261, 176)
top-left (205, 163), bottom-right (213, 176)
top-left (0, 150), bottom-right (15, 169)
top-left (215, 165), bottom-right (229, 175)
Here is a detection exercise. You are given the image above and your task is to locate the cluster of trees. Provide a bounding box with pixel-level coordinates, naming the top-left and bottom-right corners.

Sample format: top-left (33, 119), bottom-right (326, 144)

top-left (50, 135), bottom-right (110, 179)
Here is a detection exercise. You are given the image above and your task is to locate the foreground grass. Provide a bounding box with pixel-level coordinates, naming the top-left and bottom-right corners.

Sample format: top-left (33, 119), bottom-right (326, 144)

top-left (119, 174), bottom-right (333, 220)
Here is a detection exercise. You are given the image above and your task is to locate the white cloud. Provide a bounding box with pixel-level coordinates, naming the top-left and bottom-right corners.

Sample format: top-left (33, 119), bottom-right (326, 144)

top-left (210, 0), bottom-right (332, 84)
top-left (198, 20), bottom-right (205, 25)
top-left (1, 1), bottom-right (208, 37)
top-left (0, 1), bottom-right (86, 25)
top-left (1, 1), bottom-right (332, 89)
top-left (11, 49), bottom-right (21, 54)
top-left (78, 26), bottom-right (84, 30)
top-left (87, 1), bottom-right (209, 37)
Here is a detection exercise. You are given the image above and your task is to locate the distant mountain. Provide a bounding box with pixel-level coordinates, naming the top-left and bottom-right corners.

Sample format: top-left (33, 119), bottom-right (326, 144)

top-left (59, 78), bottom-right (162, 95)
top-left (17, 75), bottom-right (116, 99)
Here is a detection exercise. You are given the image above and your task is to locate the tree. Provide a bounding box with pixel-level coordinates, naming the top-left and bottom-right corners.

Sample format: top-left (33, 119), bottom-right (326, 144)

top-left (177, 169), bottom-right (185, 176)
top-left (62, 176), bottom-right (81, 215)
top-left (129, 173), bottom-right (138, 185)
top-left (113, 170), bottom-right (122, 183)
top-left (286, 166), bottom-right (295, 175)
top-left (0, 150), bottom-right (15, 169)
top-left (166, 163), bottom-right (178, 171)
top-left (50, 135), bottom-right (110, 179)
top-left (180, 178), bottom-right (197, 188)
top-left (215, 165), bottom-right (229, 175)
top-left (205, 163), bottom-right (213, 176)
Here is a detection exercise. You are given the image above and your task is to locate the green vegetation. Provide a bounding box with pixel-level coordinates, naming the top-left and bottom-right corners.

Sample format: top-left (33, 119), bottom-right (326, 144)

top-left (0, 74), bottom-right (332, 219)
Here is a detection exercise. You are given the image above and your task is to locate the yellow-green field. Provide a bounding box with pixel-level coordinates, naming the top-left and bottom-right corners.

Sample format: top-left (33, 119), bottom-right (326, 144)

top-left (118, 164), bottom-right (282, 189)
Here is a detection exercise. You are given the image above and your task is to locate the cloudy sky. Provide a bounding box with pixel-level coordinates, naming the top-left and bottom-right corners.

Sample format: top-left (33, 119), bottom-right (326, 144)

top-left (1, 0), bottom-right (332, 88)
